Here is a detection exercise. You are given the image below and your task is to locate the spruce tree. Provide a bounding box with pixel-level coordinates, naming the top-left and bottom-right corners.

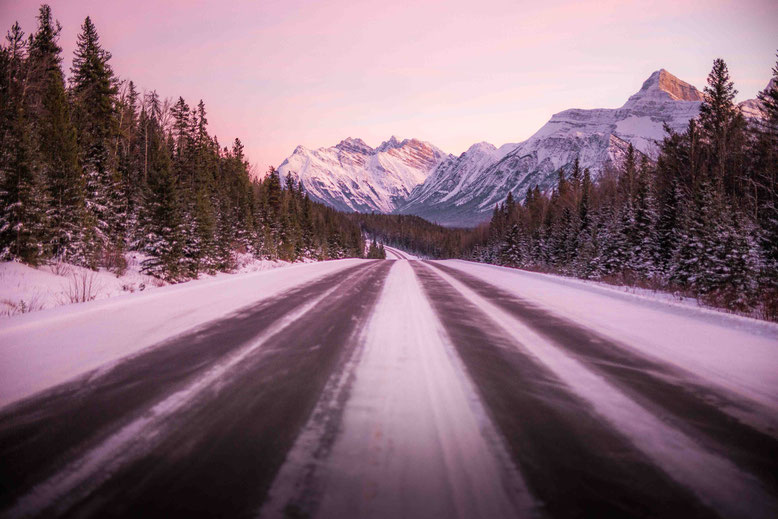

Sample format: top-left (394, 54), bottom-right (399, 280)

top-left (28, 5), bottom-right (85, 263)
top-left (0, 22), bottom-right (52, 265)
top-left (142, 144), bottom-right (183, 280)
top-left (751, 57), bottom-right (778, 283)
top-left (70, 16), bottom-right (123, 269)
top-left (698, 58), bottom-right (746, 197)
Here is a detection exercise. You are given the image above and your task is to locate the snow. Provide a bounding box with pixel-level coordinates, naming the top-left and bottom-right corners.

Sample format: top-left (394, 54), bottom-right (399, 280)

top-left (262, 260), bottom-right (533, 518)
top-left (424, 261), bottom-right (777, 518)
top-left (0, 252), bottom-right (288, 319)
top-left (0, 259), bottom-right (362, 409)
top-left (383, 246), bottom-right (418, 260)
top-left (441, 260), bottom-right (778, 415)
top-left (614, 115), bottom-right (666, 141)
top-left (0, 254), bottom-right (161, 317)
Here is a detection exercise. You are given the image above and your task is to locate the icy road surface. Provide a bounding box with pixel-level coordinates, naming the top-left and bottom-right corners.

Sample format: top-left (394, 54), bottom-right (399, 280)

top-left (0, 256), bottom-right (776, 518)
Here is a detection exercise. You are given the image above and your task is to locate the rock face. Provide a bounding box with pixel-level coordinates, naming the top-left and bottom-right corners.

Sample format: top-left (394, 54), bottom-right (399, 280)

top-left (276, 136), bottom-right (449, 213)
top-left (395, 69), bottom-right (704, 226)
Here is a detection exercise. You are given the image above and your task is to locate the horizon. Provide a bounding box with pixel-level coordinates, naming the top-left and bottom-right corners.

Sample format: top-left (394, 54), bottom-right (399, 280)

top-left (2, 0), bottom-right (776, 172)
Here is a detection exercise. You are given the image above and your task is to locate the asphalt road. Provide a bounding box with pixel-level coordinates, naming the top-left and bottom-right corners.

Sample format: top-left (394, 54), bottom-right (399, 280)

top-left (0, 257), bottom-right (775, 518)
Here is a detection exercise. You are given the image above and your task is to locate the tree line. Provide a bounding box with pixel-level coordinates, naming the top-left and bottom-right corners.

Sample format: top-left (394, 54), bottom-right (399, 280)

top-left (0, 5), bottom-right (364, 281)
top-left (350, 213), bottom-right (481, 258)
top-left (475, 58), bottom-right (778, 319)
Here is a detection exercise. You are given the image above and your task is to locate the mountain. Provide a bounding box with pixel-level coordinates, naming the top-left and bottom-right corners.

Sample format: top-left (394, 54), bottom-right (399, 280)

top-left (397, 69), bottom-right (704, 227)
top-left (396, 141), bottom-right (517, 222)
top-left (276, 136), bottom-right (449, 213)
top-left (739, 78), bottom-right (774, 119)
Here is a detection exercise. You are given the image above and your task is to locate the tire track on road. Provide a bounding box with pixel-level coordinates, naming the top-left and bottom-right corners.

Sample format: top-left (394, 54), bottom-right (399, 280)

top-left (0, 261), bottom-right (387, 518)
top-left (427, 261), bottom-right (778, 494)
top-left (410, 262), bottom-right (716, 518)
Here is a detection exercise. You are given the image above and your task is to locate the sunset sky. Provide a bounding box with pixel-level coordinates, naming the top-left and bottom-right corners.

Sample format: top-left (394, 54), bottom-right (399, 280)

top-left (2, 0), bottom-right (776, 173)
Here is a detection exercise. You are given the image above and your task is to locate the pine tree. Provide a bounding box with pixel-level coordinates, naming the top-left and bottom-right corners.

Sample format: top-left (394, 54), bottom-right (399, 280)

top-left (619, 144), bottom-right (638, 202)
top-left (70, 16), bottom-right (123, 269)
top-left (698, 58), bottom-right (746, 197)
top-left (632, 164), bottom-right (659, 278)
top-left (671, 182), bottom-right (718, 290)
top-left (500, 224), bottom-right (524, 267)
top-left (142, 145), bottom-right (183, 280)
top-left (0, 22), bottom-right (51, 265)
top-left (28, 5), bottom-right (85, 262)
top-left (579, 168), bottom-right (591, 231)
top-left (750, 56), bottom-right (778, 284)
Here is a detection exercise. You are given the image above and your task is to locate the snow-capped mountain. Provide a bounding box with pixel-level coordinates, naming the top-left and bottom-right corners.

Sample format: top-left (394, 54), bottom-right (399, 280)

top-left (276, 136), bottom-right (449, 213)
top-left (397, 69), bottom-right (704, 227)
top-left (739, 78), bottom-right (774, 119)
top-left (396, 141), bottom-right (517, 223)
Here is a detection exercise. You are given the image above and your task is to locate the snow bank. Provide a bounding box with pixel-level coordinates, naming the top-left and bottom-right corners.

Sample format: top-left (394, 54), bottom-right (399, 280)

top-left (0, 252), bottom-right (289, 319)
top-left (0, 259), bottom-right (363, 409)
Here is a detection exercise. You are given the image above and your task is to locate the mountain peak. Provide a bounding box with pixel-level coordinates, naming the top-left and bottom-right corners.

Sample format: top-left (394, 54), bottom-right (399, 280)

top-left (465, 142), bottom-right (497, 155)
top-left (335, 137), bottom-right (373, 154)
top-left (376, 135), bottom-right (405, 152)
top-left (629, 69), bottom-right (702, 103)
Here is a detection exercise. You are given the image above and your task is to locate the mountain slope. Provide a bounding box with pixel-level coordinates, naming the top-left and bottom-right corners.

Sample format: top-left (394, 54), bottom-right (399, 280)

top-left (397, 69), bottom-right (703, 226)
top-left (276, 137), bottom-right (449, 213)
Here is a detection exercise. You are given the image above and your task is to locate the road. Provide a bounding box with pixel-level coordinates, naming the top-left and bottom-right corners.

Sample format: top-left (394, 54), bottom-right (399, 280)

top-left (0, 254), bottom-right (776, 518)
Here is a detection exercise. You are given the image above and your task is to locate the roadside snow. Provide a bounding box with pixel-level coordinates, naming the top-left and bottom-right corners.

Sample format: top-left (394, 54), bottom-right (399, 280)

top-left (0, 259), bottom-right (362, 409)
top-left (0, 252), bottom-right (289, 318)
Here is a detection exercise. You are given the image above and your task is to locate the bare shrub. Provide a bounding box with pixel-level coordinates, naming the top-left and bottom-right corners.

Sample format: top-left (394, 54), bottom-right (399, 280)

top-left (101, 246), bottom-right (127, 276)
top-left (63, 270), bottom-right (102, 304)
top-left (1, 294), bottom-right (46, 317)
top-left (49, 260), bottom-right (73, 277)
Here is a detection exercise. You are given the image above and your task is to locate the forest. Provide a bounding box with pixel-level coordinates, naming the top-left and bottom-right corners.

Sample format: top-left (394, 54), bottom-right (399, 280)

top-left (351, 213), bottom-right (480, 259)
top-left (0, 5), bottom-right (364, 282)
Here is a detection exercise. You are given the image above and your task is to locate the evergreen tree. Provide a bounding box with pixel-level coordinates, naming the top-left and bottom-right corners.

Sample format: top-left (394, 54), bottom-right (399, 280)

top-left (142, 144), bottom-right (183, 280)
top-left (70, 16), bottom-right (123, 269)
top-left (28, 5), bottom-right (85, 262)
top-left (500, 224), bottom-right (524, 267)
top-left (0, 22), bottom-right (51, 265)
top-left (698, 58), bottom-right (746, 197)
top-left (750, 57), bottom-right (778, 283)
top-left (632, 162), bottom-right (659, 277)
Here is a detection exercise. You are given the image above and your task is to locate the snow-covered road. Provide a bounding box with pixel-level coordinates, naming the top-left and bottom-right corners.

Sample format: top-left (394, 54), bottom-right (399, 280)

top-left (0, 257), bottom-right (776, 518)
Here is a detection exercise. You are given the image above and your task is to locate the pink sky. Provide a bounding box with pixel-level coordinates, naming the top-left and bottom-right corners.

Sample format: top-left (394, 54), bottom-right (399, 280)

top-left (2, 0), bottom-right (776, 173)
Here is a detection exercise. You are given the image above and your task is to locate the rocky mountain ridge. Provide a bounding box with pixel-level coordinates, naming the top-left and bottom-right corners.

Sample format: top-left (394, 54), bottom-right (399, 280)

top-left (277, 136), bottom-right (449, 213)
